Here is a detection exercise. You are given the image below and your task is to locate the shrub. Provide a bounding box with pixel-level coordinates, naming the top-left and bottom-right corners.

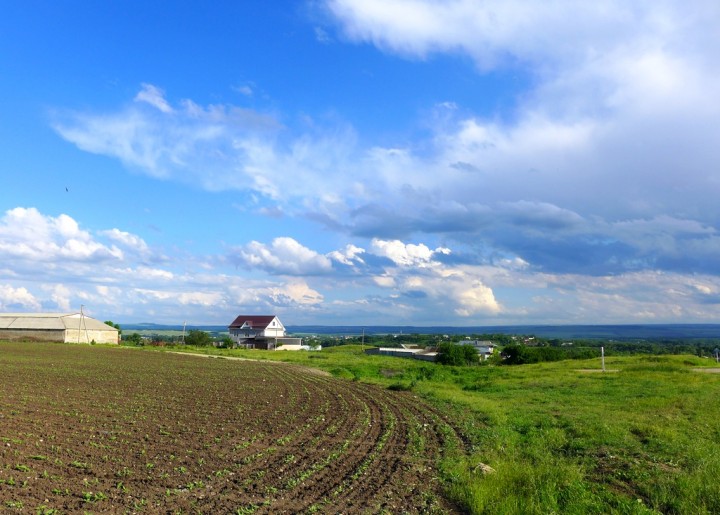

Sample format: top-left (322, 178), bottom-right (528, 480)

top-left (184, 330), bottom-right (212, 347)
top-left (437, 342), bottom-right (478, 366)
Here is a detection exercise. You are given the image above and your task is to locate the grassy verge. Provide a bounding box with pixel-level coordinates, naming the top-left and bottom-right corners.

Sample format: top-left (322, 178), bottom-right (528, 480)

top-left (131, 345), bottom-right (720, 513)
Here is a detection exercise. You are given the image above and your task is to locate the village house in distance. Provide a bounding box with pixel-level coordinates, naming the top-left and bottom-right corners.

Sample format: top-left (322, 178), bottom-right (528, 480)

top-left (228, 315), bottom-right (304, 350)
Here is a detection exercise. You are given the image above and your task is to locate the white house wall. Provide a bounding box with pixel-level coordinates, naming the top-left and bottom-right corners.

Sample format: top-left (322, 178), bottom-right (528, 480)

top-left (64, 328), bottom-right (119, 344)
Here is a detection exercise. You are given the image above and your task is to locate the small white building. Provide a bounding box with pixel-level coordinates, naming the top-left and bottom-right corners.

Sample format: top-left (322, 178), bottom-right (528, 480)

top-left (364, 345), bottom-right (438, 362)
top-left (0, 313), bottom-right (119, 344)
top-left (458, 340), bottom-right (497, 360)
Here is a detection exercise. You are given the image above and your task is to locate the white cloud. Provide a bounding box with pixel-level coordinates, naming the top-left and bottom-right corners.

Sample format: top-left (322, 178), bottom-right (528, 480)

top-left (0, 208), bottom-right (123, 263)
top-left (368, 238), bottom-right (500, 316)
top-left (233, 84), bottom-right (254, 97)
top-left (46, 284), bottom-right (72, 311)
top-left (233, 237), bottom-right (333, 275)
top-left (371, 239), bottom-right (445, 267)
top-left (270, 280), bottom-right (324, 306)
top-left (325, 1), bottom-right (718, 73)
top-left (327, 244), bottom-right (366, 266)
top-left (134, 83), bottom-right (174, 113)
top-left (53, 85), bottom-right (283, 186)
top-left (102, 228), bottom-right (150, 254)
top-left (454, 279), bottom-right (499, 317)
top-left (177, 291), bottom-right (225, 306)
top-left (0, 284), bottom-right (41, 311)
top-left (322, 0), bottom-right (720, 222)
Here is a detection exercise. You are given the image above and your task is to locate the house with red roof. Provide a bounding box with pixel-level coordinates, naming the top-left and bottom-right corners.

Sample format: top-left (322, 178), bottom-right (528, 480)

top-left (228, 315), bottom-right (302, 350)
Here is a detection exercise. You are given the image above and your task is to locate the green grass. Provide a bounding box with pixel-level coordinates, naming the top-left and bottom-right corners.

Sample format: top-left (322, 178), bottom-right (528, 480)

top-left (154, 344), bottom-right (720, 514)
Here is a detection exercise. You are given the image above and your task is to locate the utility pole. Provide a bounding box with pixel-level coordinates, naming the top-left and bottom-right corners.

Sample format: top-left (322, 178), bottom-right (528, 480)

top-left (77, 305), bottom-right (82, 344)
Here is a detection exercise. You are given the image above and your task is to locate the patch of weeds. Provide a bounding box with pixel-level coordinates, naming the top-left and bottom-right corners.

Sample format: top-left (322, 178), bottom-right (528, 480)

top-left (388, 381), bottom-right (415, 391)
top-left (185, 480), bottom-right (205, 490)
top-left (115, 466), bottom-right (132, 478)
top-left (276, 434), bottom-right (292, 445)
top-left (82, 491), bottom-right (107, 503)
top-left (214, 468), bottom-right (231, 477)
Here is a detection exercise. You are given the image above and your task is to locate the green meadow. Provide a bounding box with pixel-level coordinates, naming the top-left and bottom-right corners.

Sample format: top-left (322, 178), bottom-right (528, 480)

top-left (158, 345), bottom-right (720, 514)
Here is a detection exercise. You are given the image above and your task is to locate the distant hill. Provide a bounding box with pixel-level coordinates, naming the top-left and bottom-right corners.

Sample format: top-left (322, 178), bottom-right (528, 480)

top-left (288, 324), bottom-right (720, 339)
top-left (121, 323), bottom-right (227, 333)
top-left (119, 323), bottom-right (720, 340)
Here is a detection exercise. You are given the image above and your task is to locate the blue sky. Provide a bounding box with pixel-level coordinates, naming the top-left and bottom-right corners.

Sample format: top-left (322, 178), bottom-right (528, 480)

top-left (1, 0), bottom-right (720, 326)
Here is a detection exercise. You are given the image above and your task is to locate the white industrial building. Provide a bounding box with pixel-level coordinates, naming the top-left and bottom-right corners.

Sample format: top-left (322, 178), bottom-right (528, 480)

top-left (0, 313), bottom-right (119, 344)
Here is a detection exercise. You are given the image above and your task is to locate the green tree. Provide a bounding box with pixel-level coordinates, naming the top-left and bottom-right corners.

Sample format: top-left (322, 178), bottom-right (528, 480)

top-left (437, 342), bottom-right (478, 366)
top-left (499, 344), bottom-right (533, 364)
top-left (104, 320), bottom-right (122, 335)
top-left (217, 336), bottom-right (234, 348)
top-left (124, 333), bottom-right (143, 346)
top-left (185, 329), bottom-right (212, 347)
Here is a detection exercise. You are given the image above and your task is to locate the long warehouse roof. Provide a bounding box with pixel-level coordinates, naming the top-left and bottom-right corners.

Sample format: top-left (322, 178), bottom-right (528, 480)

top-left (0, 313), bottom-right (116, 331)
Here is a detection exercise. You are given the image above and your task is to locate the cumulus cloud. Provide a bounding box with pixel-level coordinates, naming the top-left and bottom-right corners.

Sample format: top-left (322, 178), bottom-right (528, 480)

top-left (325, 1), bottom-right (719, 73)
top-left (5, 202), bottom-right (720, 324)
top-left (270, 280), bottom-right (325, 306)
top-left (0, 284), bottom-right (41, 311)
top-left (0, 207), bottom-right (123, 263)
top-left (227, 236), bottom-right (499, 318)
top-left (313, 0), bottom-right (720, 273)
top-left (101, 228), bottom-right (151, 256)
top-left (45, 284), bottom-right (72, 311)
top-left (371, 239), bottom-right (449, 267)
top-left (367, 239), bottom-right (500, 317)
top-left (327, 244), bottom-right (366, 266)
top-left (232, 237), bottom-right (333, 275)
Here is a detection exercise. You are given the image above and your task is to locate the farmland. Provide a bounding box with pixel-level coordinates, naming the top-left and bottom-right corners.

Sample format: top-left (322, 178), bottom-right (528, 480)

top-left (0, 342), bottom-right (460, 513)
top-left (3, 341), bottom-right (720, 514)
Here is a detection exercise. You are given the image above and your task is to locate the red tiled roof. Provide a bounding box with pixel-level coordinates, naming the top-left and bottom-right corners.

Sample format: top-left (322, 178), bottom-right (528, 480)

top-left (228, 315), bottom-right (277, 330)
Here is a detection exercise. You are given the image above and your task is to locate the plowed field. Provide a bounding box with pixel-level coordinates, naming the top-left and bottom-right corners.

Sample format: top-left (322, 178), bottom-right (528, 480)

top-left (0, 343), bottom-right (463, 513)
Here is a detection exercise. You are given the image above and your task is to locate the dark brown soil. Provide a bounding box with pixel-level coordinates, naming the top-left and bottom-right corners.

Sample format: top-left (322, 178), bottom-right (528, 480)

top-left (0, 343), bottom-right (462, 513)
